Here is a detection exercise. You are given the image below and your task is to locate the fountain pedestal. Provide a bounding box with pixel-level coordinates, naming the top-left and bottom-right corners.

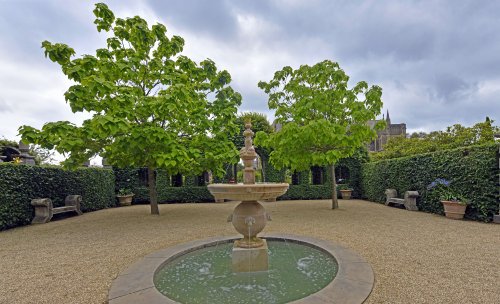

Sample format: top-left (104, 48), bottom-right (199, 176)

top-left (232, 240), bottom-right (268, 272)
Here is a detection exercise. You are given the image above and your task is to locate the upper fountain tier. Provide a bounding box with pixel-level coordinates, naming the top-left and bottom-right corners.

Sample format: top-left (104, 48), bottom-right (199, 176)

top-left (208, 183), bottom-right (289, 201)
top-left (207, 121), bottom-right (288, 202)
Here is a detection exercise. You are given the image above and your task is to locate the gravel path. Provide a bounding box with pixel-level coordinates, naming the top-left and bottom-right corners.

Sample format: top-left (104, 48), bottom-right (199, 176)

top-left (0, 199), bottom-right (498, 304)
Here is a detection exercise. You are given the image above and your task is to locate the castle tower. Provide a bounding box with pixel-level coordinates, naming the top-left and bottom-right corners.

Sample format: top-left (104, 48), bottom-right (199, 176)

top-left (367, 109), bottom-right (406, 152)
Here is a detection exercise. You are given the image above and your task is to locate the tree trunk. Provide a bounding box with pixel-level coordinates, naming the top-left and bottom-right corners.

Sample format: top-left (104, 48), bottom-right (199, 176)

top-left (331, 164), bottom-right (338, 209)
top-left (261, 157), bottom-right (266, 182)
top-left (148, 167), bottom-right (160, 215)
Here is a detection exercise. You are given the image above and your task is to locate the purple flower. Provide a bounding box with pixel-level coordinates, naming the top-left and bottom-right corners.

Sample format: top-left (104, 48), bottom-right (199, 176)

top-left (427, 178), bottom-right (450, 190)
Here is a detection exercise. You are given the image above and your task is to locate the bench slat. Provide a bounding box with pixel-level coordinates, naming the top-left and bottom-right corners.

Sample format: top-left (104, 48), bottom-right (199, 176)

top-left (52, 206), bottom-right (77, 214)
top-left (388, 198), bottom-right (405, 204)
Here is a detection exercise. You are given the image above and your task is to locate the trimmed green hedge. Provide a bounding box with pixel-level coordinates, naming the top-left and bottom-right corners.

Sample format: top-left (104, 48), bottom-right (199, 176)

top-left (0, 163), bottom-right (115, 230)
top-left (336, 157), bottom-right (364, 199)
top-left (114, 168), bottom-right (214, 203)
top-left (261, 155), bottom-right (285, 182)
top-left (279, 184), bottom-right (331, 200)
top-left (158, 186), bottom-right (213, 203)
top-left (361, 143), bottom-right (499, 221)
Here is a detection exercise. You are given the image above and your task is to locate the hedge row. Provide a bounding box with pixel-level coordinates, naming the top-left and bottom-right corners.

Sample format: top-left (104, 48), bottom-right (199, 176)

top-left (114, 168), bottom-right (214, 203)
top-left (0, 163), bottom-right (115, 230)
top-left (114, 167), bottom-right (346, 203)
top-left (279, 184), bottom-right (331, 200)
top-left (113, 155), bottom-right (365, 204)
top-left (361, 143), bottom-right (499, 221)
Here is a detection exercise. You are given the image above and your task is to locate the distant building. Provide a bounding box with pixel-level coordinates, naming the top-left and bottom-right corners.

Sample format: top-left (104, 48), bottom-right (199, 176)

top-left (368, 110), bottom-right (406, 152)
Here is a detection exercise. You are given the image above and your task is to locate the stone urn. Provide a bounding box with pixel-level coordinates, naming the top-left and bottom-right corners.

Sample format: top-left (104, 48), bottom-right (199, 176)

top-left (340, 189), bottom-right (353, 200)
top-left (117, 194), bottom-right (134, 206)
top-left (441, 201), bottom-right (467, 219)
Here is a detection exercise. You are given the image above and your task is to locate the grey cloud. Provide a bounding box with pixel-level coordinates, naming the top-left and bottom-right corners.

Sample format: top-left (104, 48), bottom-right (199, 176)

top-left (145, 0), bottom-right (238, 38)
top-left (0, 1), bottom-right (100, 63)
top-left (1, 0), bottom-right (499, 139)
top-left (0, 98), bottom-right (12, 113)
top-left (430, 74), bottom-right (478, 103)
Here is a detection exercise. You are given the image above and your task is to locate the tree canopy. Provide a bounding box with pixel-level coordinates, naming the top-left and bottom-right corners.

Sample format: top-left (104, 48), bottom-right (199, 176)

top-left (231, 112), bottom-right (272, 150)
top-left (255, 60), bottom-right (384, 208)
top-left (371, 118), bottom-right (500, 161)
top-left (18, 3), bottom-right (242, 214)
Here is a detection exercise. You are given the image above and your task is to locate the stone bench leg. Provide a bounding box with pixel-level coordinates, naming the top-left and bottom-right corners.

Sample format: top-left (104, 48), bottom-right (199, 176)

top-left (65, 195), bottom-right (83, 215)
top-left (31, 198), bottom-right (53, 224)
top-left (384, 189), bottom-right (398, 205)
top-left (404, 191), bottom-right (419, 211)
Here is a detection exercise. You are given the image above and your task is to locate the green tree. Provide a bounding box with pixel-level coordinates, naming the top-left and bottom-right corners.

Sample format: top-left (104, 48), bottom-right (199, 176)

top-left (19, 3), bottom-right (242, 215)
top-left (231, 112), bottom-right (272, 149)
top-left (225, 112), bottom-right (272, 182)
top-left (255, 60), bottom-right (384, 209)
top-left (372, 118), bottom-right (500, 161)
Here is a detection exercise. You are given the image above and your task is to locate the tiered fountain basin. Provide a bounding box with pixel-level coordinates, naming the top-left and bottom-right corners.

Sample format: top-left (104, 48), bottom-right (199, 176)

top-left (208, 183), bottom-right (289, 201)
top-left (108, 234), bottom-right (374, 304)
top-left (208, 182), bottom-right (289, 252)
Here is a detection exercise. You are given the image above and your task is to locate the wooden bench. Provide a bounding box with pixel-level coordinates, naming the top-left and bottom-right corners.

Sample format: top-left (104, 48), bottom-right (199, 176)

top-left (384, 189), bottom-right (419, 211)
top-left (31, 195), bottom-right (83, 224)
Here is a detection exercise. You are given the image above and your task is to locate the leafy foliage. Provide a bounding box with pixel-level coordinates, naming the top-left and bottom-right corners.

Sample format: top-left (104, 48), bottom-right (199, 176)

top-left (261, 156), bottom-right (286, 182)
top-left (114, 168), bottom-right (213, 203)
top-left (231, 112), bottom-right (273, 149)
top-left (0, 163), bottom-right (115, 230)
top-left (361, 143), bottom-right (499, 221)
top-left (256, 60), bottom-right (384, 171)
top-left (279, 185), bottom-right (331, 200)
top-left (117, 188), bottom-right (134, 196)
top-left (18, 3), bottom-right (241, 214)
top-left (372, 118), bottom-right (499, 161)
top-left (261, 151), bottom-right (365, 198)
top-left (255, 60), bottom-right (384, 208)
top-left (426, 178), bottom-right (468, 204)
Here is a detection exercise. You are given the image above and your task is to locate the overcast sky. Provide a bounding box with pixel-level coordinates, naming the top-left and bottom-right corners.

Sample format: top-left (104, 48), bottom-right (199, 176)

top-left (1, 0), bottom-right (499, 144)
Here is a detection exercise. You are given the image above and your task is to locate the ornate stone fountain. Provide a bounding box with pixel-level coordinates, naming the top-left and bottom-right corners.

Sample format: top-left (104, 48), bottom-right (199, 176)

top-left (108, 123), bottom-right (375, 304)
top-left (207, 121), bottom-right (289, 272)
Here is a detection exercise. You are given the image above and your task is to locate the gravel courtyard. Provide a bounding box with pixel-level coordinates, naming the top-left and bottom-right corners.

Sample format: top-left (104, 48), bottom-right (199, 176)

top-left (0, 199), bottom-right (498, 304)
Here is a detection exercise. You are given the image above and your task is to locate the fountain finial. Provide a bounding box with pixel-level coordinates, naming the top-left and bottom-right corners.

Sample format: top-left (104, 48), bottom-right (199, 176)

top-left (240, 119), bottom-right (257, 184)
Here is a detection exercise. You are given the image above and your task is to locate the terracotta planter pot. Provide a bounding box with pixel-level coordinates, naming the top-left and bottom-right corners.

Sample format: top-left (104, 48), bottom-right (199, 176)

top-left (340, 189), bottom-right (352, 200)
top-left (441, 200), bottom-right (466, 219)
top-left (117, 194), bottom-right (134, 206)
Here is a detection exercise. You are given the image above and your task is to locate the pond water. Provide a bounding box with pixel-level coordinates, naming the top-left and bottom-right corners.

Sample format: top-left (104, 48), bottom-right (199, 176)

top-left (154, 239), bottom-right (338, 304)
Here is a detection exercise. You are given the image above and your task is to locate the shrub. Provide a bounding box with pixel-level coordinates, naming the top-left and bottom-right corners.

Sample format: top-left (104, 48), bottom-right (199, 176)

top-left (361, 143), bottom-right (499, 221)
top-left (114, 168), bottom-right (214, 203)
top-left (157, 186), bottom-right (214, 203)
top-left (0, 163), bottom-right (115, 230)
top-left (279, 185), bottom-right (331, 200)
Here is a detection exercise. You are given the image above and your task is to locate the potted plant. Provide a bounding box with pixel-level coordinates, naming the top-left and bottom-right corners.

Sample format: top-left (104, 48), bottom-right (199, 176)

top-left (338, 184), bottom-right (353, 200)
top-left (427, 178), bottom-right (468, 220)
top-left (117, 188), bottom-right (134, 206)
top-left (440, 192), bottom-right (468, 220)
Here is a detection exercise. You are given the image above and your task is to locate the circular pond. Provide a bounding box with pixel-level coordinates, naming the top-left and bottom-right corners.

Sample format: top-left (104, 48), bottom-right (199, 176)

top-left (154, 239), bottom-right (338, 304)
top-left (108, 234), bottom-right (374, 304)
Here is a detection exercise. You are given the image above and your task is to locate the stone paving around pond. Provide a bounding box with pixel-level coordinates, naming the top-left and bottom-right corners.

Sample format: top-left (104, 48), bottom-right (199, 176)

top-left (0, 199), bottom-right (498, 304)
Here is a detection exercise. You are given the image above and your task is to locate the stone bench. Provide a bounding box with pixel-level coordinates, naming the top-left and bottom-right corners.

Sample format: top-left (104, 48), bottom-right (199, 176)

top-left (31, 195), bottom-right (83, 224)
top-left (384, 189), bottom-right (419, 211)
